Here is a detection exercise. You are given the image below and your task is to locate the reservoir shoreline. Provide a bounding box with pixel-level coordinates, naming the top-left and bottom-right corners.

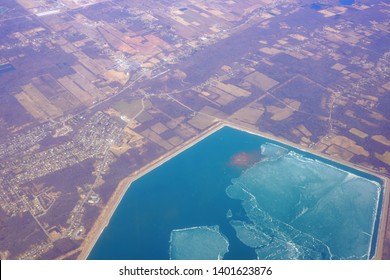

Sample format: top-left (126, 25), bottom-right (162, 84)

top-left (77, 121), bottom-right (389, 260)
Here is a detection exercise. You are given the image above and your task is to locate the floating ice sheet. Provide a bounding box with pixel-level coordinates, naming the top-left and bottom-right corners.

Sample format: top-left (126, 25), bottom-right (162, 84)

top-left (169, 226), bottom-right (229, 260)
top-left (226, 143), bottom-right (381, 260)
top-left (260, 142), bottom-right (289, 159)
top-left (226, 209), bottom-right (233, 219)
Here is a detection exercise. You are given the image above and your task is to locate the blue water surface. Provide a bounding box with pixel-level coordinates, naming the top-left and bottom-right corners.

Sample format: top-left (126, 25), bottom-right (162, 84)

top-left (89, 127), bottom-right (263, 259)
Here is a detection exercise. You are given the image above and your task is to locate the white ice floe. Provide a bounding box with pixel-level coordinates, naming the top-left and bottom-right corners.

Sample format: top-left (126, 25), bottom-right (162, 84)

top-left (169, 225), bottom-right (229, 260)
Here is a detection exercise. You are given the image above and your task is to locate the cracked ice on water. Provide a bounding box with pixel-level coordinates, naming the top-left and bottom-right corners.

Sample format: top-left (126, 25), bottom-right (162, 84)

top-left (226, 143), bottom-right (381, 260)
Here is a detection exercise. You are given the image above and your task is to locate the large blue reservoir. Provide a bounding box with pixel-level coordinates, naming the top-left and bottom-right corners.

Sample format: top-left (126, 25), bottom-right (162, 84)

top-left (88, 126), bottom-right (383, 260)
